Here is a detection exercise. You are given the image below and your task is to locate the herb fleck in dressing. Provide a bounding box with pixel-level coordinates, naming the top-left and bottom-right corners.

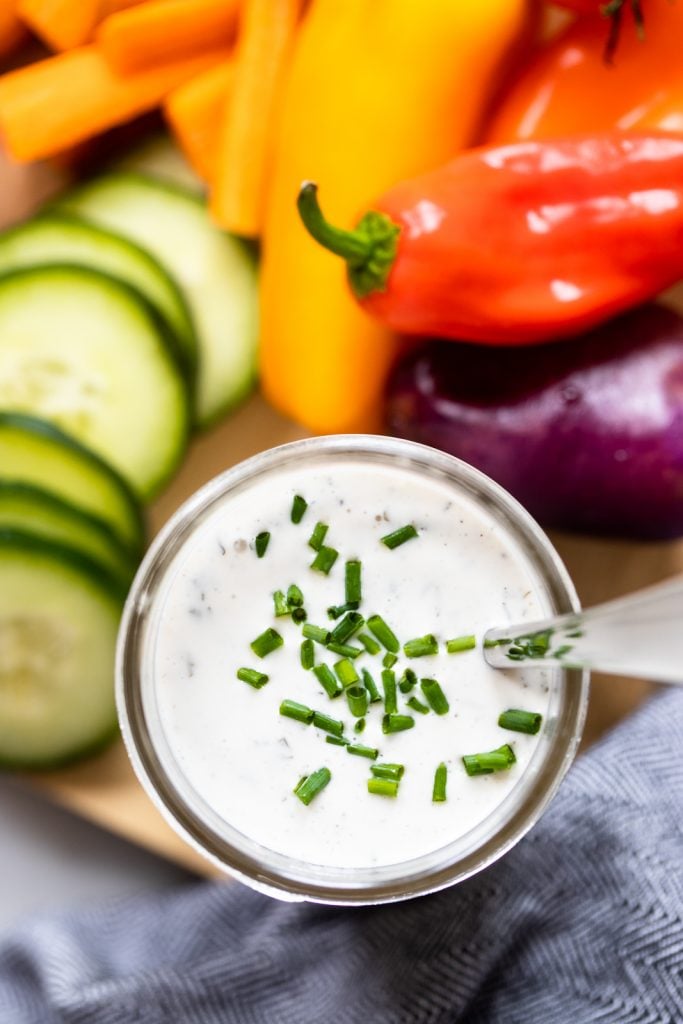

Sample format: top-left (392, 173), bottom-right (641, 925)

top-left (154, 460), bottom-right (551, 869)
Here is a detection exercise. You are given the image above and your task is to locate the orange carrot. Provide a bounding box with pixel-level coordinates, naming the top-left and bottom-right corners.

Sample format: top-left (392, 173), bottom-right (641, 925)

top-left (100, 0), bottom-right (148, 13)
top-left (97, 0), bottom-right (239, 73)
top-left (164, 61), bottom-right (233, 182)
top-left (17, 0), bottom-right (102, 51)
top-left (210, 0), bottom-right (300, 236)
top-left (0, 44), bottom-right (230, 162)
top-left (0, 2), bottom-right (26, 58)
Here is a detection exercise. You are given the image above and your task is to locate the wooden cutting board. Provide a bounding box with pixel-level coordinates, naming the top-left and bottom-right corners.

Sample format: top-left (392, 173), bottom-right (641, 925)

top-left (2, 151), bottom-right (682, 877)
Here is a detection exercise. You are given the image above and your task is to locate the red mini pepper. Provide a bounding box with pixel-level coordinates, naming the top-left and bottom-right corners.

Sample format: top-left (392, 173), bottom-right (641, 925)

top-left (298, 133), bottom-right (683, 346)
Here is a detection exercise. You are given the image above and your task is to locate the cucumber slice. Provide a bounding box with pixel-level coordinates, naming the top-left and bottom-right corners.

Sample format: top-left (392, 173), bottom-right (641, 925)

top-left (57, 173), bottom-right (259, 428)
top-left (0, 264), bottom-right (190, 499)
top-left (0, 413), bottom-right (144, 555)
top-left (117, 134), bottom-right (204, 194)
top-left (0, 213), bottom-right (197, 379)
top-left (0, 530), bottom-right (125, 768)
top-left (0, 482), bottom-right (137, 585)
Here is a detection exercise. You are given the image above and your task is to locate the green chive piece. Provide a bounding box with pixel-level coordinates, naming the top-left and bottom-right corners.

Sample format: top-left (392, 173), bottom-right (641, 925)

top-left (398, 668), bottom-right (417, 693)
top-left (251, 628), bottom-right (284, 659)
top-left (291, 494), bottom-right (308, 524)
top-left (326, 735), bottom-right (349, 747)
top-left (345, 560), bottom-right (362, 605)
top-left (368, 778), bottom-right (399, 797)
top-left (312, 711), bottom-right (344, 736)
top-left (382, 669), bottom-right (397, 714)
top-left (382, 714), bottom-right (415, 734)
top-left (300, 639), bottom-right (315, 670)
top-left (302, 623), bottom-right (331, 645)
top-left (287, 584), bottom-right (304, 608)
top-left (346, 684), bottom-right (368, 718)
top-left (367, 614), bottom-right (399, 653)
top-left (294, 767), bottom-right (331, 805)
top-left (553, 644), bottom-right (574, 660)
top-left (273, 590), bottom-right (289, 617)
top-left (403, 634), bottom-right (438, 658)
top-left (354, 718), bottom-right (366, 734)
top-left (280, 699), bottom-right (313, 724)
top-left (327, 602), bottom-right (360, 619)
top-left (420, 678), bottom-right (449, 715)
top-left (483, 636), bottom-right (511, 649)
top-left (433, 763), bottom-right (447, 802)
top-left (311, 545), bottom-right (339, 575)
top-left (362, 668), bottom-right (381, 703)
top-left (291, 607), bottom-right (307, 624)
top-left (327, 641), bottom-right (363, 659)
top-left (462, 744), bottom-right (516, 777)
top-left (347, 743), bottom-right (378, 760)
top-left (446, 634), bottom-right (476, 654)
top-left (498, 709), bottom-right (543, 735)
top-left (254, 531), bottom-right (270, 558)
top-left (358, 632), bottom-right (381, 655)
top-left (329, 611), bottom-right (364, 644)
top-left (507, 629), bottom-right (552, 660)
top-left (382, 652), bottom-right (398, 669)
top-left (236, 667), bottom-right (269, 689)
top-left (313, 663), bottom-right (342, 698)
top-left (308, 521), bottom-right (328, 551)
top-left (334, 658), bottom-right (359, 688)
top-left (381, 524), bottom-right (418, 549)
top-left (407, 696), bottom-right (429, 715)
top-left (371, 763), bottom-right (405, 781)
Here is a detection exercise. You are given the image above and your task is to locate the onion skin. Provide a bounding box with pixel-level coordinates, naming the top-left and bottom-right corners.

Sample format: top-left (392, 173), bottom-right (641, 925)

top-left (386, 305), bottom-right (683, 539)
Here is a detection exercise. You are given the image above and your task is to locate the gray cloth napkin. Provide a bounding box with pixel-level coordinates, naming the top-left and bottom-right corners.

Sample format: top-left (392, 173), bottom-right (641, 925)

top-left (2, 689), bottom-right (682, 1024)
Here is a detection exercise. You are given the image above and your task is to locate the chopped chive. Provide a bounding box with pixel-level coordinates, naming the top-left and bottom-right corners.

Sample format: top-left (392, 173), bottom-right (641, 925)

top-left (367, 614), bottom-right (399, 654)
top-left (368, 778), bottom-right (399, 797)
top-left (273, 590), bottom-right (289, 617)
top-left (382, 669), bottom-right (397, 714)
top-left (403, 634), bottom-right (438, 658)
top-left (280, 699), bottom-right (313, 724)
top-left (302, 623), bottom-right (330, 645)
top-left (291, 607), bottom-right (308, 624)
top-left (420, 678), bottom-right (449, 715)
top-left (313, 664), bottom-right (342, 698)
top-left (294, 766), bottom-right (331, 805)
top-left (508, 629), bottom-right (552, 660)
top-left (398, 668), bottom-right (417, 693)
top-left (308, 521), bottom-right (328, 551)
top-left (358, 632), bottom-right (381, 655)
top-left (553, 644), bottom-right (574, 660)
top-left (330, 611), bottom-right (364, 644)
top-left (312, 710), bottom-right (344, 736)
top-left (255, 531), bottom-right (270, 558)
top-left (382, 714), bottom-right (415, 734)
top-left (432, 763), bottom-right (447, 802)
top-left (300, 639), bottom-right (315, 670)
top-left (407, 696), bottom-right (429, 715)
top-left (334, 658), bottom-right (359, 688)
top-left (291, 494), bottom-right (308, 524)
top-left (347, 743), bottom-right (378, 760)
top-left (371, 763), bottom-right (405, 781)
top-left (327, 602), bottom-right (360, 619)
top-left (382, 652), bottom-right (398, 669)
top-left (354, 718), bottom-right (366, 734)
top-left (327, 641), bottom-right (363, 659)
top-left (483, 636), bottom-right (511, 649)
top-left (498, 709), bottom-right (543, 735)
top-left (381, 524), bottom-right (418, 549)
top-left (251, 628), bottom-right (284, 658)
top-left (566, 629), bottom-right (584, 639)
top-left (462, 744), bottom-right (516, 777)
top-left (346, 684), bottom-right (368, 718)
top-left (345, 560), bottom-right (362, 605)
top-left (362, 668), bottom-right (382, 703)
top-left (447, 634), bottom-right (476, 654)
top-left (287, 584), bottom-right (304, 608)
top-left (236, 667), bottom-right (269, 689)
top-left (326, 735), bottom-right (349, 747)
top-left (311, 545), bottom-right (339, 575)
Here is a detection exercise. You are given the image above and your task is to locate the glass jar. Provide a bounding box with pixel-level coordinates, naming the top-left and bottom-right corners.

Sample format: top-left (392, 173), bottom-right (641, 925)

top-left (116, 436), bottom-right (589, 904)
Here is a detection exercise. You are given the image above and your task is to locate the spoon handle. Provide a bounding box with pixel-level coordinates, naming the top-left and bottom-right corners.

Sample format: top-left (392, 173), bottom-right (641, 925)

top-left (483, 576), bottom-right (683, 684)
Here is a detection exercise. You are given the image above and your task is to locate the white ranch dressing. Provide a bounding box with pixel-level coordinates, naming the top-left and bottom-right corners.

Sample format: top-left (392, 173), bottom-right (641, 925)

top-left (151, 459), bottom-right (552, 870)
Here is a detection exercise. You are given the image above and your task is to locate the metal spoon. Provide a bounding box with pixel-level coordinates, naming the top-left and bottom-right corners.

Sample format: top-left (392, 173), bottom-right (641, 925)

top-left (483, 575), bottom-right (683, 684)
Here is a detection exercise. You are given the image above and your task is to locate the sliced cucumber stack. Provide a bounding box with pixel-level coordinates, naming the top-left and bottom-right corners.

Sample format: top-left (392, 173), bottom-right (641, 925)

top-left (57, 172), bottom-right (259, 428)
top-left (0, 264), bottom-right (190, 499)
top-left (0, 413), bottom-right (144, 555)
top-left (0, 531), bottom-right (125, 768)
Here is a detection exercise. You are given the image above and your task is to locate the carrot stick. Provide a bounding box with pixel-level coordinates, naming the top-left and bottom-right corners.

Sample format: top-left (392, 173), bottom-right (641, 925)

top-left (210, 0), bottom-right (300, 236)
top-left (0, 2), bottom-right (26, 58)
top-left (164, 61), bottom-right (234, 182)
top-left (97, 0), bottom-right (239, 73)
top-left (17, 0), bottom-right (102, 51)
top-left (0, 45), bottom-right (231, 162)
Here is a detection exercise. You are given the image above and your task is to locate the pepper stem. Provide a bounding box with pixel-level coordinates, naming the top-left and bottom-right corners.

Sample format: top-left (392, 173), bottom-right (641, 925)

top-left (297, 182), bottom-right (400, 300)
